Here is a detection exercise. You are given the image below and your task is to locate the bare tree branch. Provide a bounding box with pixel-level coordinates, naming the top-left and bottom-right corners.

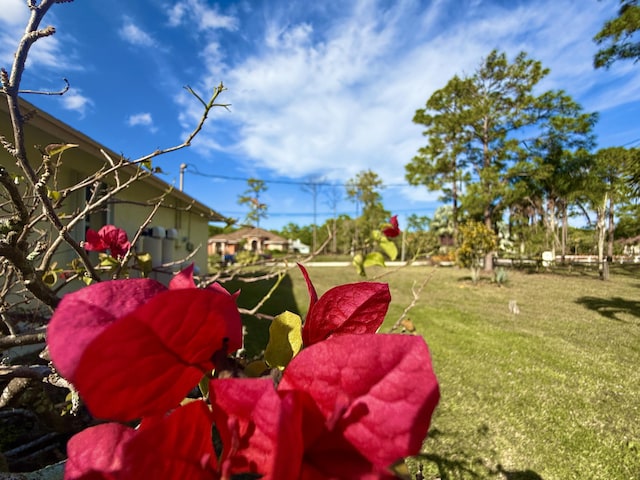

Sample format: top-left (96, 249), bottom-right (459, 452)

top-left (17, 77), bottom-right (69, 96)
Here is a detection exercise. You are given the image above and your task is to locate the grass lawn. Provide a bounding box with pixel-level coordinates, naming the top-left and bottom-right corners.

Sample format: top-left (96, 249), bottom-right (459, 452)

top-left (226, 263), bottom-right (640, 480)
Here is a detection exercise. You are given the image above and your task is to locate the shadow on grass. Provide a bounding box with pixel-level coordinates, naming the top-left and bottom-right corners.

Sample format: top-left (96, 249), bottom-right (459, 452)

top-left (575, 295), bottom-right (640, 322)
top-left (223, 271), bottom-right (300, 358)
top-left (417, 427), bottom-right (544, 480)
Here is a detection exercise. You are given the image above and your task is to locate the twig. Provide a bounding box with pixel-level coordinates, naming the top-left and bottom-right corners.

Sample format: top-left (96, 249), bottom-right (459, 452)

top-left (0, 332), bottom-right (46, 350)
top-left (388, 268), bottom-right (437, 333)
top-left (0, 365), bottom-right (51, 380)
top-left (113, 194), bottom-right (165, 278)
top-left (241, 271), bottom-right (286, 316)
top-left (17, 77), bottom-right (69, 95)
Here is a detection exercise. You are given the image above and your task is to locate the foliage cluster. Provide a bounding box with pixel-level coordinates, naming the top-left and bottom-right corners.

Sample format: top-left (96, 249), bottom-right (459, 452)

top-left (455, 221), bottom-right (498, 284)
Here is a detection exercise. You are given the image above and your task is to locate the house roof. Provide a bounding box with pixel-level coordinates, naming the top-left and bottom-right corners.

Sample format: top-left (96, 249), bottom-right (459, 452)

top-left (1, 97), bottom-right (226, 223)
top-left (208, 226), bottom-right (289, 244)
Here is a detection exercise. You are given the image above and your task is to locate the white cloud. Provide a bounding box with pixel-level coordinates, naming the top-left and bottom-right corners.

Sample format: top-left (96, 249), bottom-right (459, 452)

top-left (177, 0), bottom-right (640, 204)
top-left (166, 0), bottom-right (238, 32)
top-left (0, 0), bottom-right (29, 26)
top-left (119, 17), bottom-right (157, 47)
top-left (127, 112), bottom-right (158, 133)
top-left (61, 88), bottom-right (93, 117)
top-left (0, 1), bottom-right (77, 72)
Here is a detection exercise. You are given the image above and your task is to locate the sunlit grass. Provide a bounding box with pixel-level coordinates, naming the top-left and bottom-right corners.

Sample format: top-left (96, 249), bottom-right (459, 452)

top-left (228, 263), bottom-right (640, 479)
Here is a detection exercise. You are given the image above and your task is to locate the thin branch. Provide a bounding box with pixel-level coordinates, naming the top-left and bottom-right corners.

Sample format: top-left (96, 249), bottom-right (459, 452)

top-left (0, 331), bottom-right (46, 350)
top-left (0, 364), bottom-right (51, 381)
top-left (239, 270), bottom-right (286, 316)
top-left (113, 197), bottom-right (165, 278)
top-left (129, 83), bottom-right (229, 165)
top-left (17, 77), bottom-right (69, 95)
top-left (387, 268), bottom-right (437, 333)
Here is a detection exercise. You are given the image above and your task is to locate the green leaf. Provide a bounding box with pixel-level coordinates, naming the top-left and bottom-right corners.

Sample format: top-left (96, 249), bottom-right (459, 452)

top-left (363, 251), bottom-right (386, 268)
top-left (379, 237), bottom-right (398, 261)
top-left (352, 253), bottom-right (366, 276)
top-left (198, 375), bottom-right (209, 398)
top-left (244, 360), bottom-right (270, 378)
top-left (99, 254), bottom-right (119, 268)
top-left (45, 143), bottom-right (78, 157)
top-left (42, 270), bottom-right (57, 287)
top-left (47, 188), bottom-right (61, 201)
top-left (264, 311), bottom-right (303, 369)
top-left (135, 253), bottom-right (152, 276)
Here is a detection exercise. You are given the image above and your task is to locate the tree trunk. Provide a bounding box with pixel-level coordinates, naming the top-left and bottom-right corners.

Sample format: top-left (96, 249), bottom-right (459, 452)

top-left (597, 193), bottom-right (608, 280)
top-left (547, 197), bottom-right (557, 259)
top-left (607, 194), bottom-right (615, 262)
top-left (560, 201), bottom-right (568, 263)
top-left (484, 210), bottom-right (494, 272)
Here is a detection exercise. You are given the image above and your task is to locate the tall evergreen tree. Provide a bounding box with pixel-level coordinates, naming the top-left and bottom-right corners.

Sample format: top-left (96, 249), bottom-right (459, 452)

top-left (406, 75), bottom-right (474, 240)
top-left (594, 0), bottom-right (640, 68)
top-left (581, 147), bottom-right (640, 279)
top-left (510, 93), bottom-right (598, 260)
top-left (346, 170), bottom-right (388, 251)
top-left (409, 50), bottom-right (569, 270)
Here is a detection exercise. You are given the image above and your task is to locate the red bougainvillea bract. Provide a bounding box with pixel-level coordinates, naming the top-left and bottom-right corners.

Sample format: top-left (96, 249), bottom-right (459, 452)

top-left (84, 225), bottom-right (131, 259)
top-left (382, 215), bottom-right (401, 238)
top-left (47, 263), bottom-right (439, 479)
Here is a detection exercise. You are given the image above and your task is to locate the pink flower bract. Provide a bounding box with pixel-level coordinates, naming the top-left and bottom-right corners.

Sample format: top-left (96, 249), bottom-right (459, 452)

top-left (298, 264), bottom-right (390, 345)
top-left (85, 225), bottom-right (131, 259)
top-left (72, 288), bottom-right (242, 421)
top-left (280, 333), bottom-right (440, 477)
top-left (47, 278), bottom-right (166, 382)
top-left (210, 377), bottom-right (303, 480)
top-left (210, 333), bottom-right (440, 479)
top-left (382, 215), bottom-right (400, 238)
top-left (65, 400), bottom-right (218, 480)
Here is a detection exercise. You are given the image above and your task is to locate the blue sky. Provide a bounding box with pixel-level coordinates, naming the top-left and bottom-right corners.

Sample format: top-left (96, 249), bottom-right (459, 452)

top-left (2, 0), bottom-right (640, 232)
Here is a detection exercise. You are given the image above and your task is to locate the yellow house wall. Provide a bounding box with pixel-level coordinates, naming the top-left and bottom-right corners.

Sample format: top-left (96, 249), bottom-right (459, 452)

top-left (1, 102), bottom-right (214, 294)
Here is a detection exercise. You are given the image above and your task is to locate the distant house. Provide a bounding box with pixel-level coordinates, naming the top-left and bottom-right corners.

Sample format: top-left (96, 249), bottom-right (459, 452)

top-left (290, 239), bottom-right (310, 255)
top-left (1, 97), bottom-right (225, 287)
top-left (208, 227), bottom-right (289, 256)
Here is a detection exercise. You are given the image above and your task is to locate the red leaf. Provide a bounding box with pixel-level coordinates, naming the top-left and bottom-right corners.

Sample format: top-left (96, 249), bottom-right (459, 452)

top-left (279, 334), bottom-right (439, 471)
top-left (210, 377), bottom-right (303, 480)
top-left (83, 228), bottom-right (107, 252)
top-left (122, 401), bottom-right (219, 479)
top-left (302, 282), bottom-right (391, 345)
top-left (84, 225), bottom-right (130, 258)
top-left (73, 288), bottom-right (242, 421)
top-left (169, 263), bottom-right (196, 289)
top-left (382, 215), bottom-right (400, 238)
top-left (297, 263), bottom-right (318, 310)
top-left (64, 402), bottom-right (219, 480)
top-left (169, 264), bottom-right (238, 298)
top-left (65, 422), bottom-right (135, 480)
top-left (47, 278), bottom-right (166, 382)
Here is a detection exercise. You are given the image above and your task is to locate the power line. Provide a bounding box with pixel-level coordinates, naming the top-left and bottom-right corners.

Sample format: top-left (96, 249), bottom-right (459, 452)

top-left (184, 164), bottom-right (414, 188)
top-left (217, 207), bottom-right (438, 218)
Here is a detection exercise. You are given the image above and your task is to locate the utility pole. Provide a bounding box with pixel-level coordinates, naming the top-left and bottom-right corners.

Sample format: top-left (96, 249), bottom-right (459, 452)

top-left (179, 163), bottom-right (187, 191)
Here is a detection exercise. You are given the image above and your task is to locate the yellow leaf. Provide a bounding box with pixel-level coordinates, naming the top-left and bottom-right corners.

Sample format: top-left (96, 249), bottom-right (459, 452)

top-left (264, 311), bottom-right (303, 370)
top-left (47, 188), bottom-right (61, 201)
top-left (379, 237), bottom-right (398, 261)
top-left (364, 251), bottom-right (386, 267)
